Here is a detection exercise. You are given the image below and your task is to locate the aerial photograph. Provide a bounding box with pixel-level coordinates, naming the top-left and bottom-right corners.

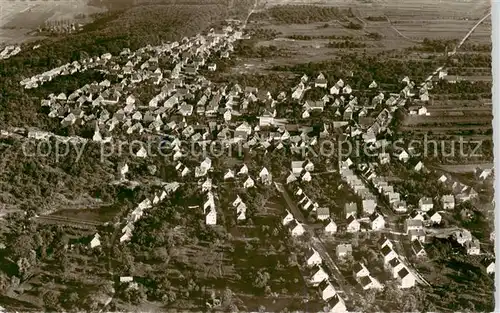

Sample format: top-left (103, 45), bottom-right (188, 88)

top-left (0, 0), bottom-right (494, 312)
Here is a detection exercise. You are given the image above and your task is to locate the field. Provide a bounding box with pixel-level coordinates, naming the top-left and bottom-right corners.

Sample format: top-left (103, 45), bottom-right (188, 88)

top-left (0, 0), bottom-right (106, 44)
top-left (237, 0), bottom-right (491, 71)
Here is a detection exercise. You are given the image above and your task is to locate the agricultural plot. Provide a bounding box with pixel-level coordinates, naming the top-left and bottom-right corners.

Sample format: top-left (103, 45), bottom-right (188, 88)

top-left (0, 0), bottom-right (106, 44)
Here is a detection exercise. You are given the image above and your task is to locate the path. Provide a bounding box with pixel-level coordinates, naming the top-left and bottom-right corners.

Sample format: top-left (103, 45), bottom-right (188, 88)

top-left (274, 182), bottom-right (349, 298)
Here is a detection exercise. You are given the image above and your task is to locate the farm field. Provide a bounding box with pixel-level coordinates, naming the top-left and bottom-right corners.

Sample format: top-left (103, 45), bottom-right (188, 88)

top-left (0, 0), bottom-right (106, 44)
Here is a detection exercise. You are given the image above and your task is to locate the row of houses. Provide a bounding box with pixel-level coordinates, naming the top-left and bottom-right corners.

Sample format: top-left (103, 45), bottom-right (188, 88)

top-left (0, 45), bottom-right (21, 60)
top-left (120, 182), bottom-right (180, 242)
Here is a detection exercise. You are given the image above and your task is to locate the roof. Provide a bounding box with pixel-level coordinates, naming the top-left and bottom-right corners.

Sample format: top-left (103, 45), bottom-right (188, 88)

top-left (336, 244), bottom-right (352, 254)
top-left (316, 207), bottom-right (330, 216)
top-left (352, 262), bottom-right (365, 273)
top-left (381, 245), bottom-right (393, 256)
top-left (406, 219), bottom-right (423, 227)
top-left (397, 267), bottom-right (411, 279)
top-left (359, 275), bottom-right (372, 287)
top-left (388, 257), bottom-right (400, 267)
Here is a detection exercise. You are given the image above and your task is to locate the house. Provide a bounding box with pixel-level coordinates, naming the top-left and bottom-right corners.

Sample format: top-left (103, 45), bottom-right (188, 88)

top-left (428, 211), bottom-right (442, 225)
top-left (318, 280), bottom-right (336, 301)
top-left (362, 199), bottom-right (377, 215)
top-left (309, 265), bottom-right (329, 286)
top-left (395, 149), bottom-right (410, 163)
top-left (208, 63), bottom-right (217, 71)
top-left (316, 207), bottom-right (330, 221)
top-left (288, 219), bottom-right (306, 237)
top-left (314, 73), bottom-right (328, 88)
top-left (418, 197), bottom-right (433, 212)
top-left (411, 240), bottom-right (427, 257)
top-left (409, 210), bottom-right (426, 222)
top-left (359, 276), bottom-right (379, 290)
top-left (328, 294), bottom-right (347, 313)
top-left (408, 229), bottom-right (426, 243)
top-left (353, 262), bottom-right (370, 278)
top-left (386, 257), bottom-right (405, 278)
top-left (120, 276), bottom-right (134, 283)
top-left (336, 244), bottom-right (352, 259)
top-left (306, 248), bottom-right (322, 267)
top-left (397, 268), bottom-right (416, 289)
top-left (441, 195), bottom-right (455, 210)
top-left (345, 202), bottom-right (357, 218)
top-left (379, 236), bottom-right (393, 250)
top-left (283, 210), bottom-right (294, 225)
top-left (324, 219), bottom-right (337, 235)
top-left (205, 208), bottom-right (217, 225)
top-left (243, 177), bottom-right (255, 188)
top-left (90, 233), bottom-right (101, 248)
top-left (414, 161), bottom-right (424, 172)
top-left (465, 239), bottom-right (480, 255)
top-left (259, 167), bottom-right (272, 185)
top-left (405, 219), bottom-right (423, 234)
top-left (369, 213), bottom-right (385, 231)
top-left (484, 259), bottom-right (495, 274)
top-left (380, 245), bottom-right (397, 264)
top-left (454, 229), bottom-right (473, 245)
top-left (346, 215), bottom-right (360, 233)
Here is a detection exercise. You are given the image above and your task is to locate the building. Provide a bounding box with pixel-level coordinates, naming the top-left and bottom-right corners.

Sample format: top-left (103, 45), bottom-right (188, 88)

top-left (404, 219), bottom-right (424, 234)
top-left (306, 248), bottom-right (323, 267)
top-left (345, 202), bottom-right (357, 218)
top-left (369, 213), bottom-right (385, 231)
top-left (310, 265), bottom-right (329, 286)
top-left (411, 240), bottom-right (427, 258)
top-left (288, 220), bottom-right (306, 237)
top-left (318, 280), bottom-right (336, 301)
top-left (418, 197), bottom-right (433, 212)
top-left (328, 294), bottom-right (347, 313)
top-left (324, 219), bottom-right (337, 235)
top-left (316, 207), bottom-right (330, 221)
top-left (397, 268), bottom-right (416, 289)
top-left (346, 215), bottom-right (361, 233)
top-left (336, 244), bottom-right (352, 259)
top-left (441, 194), bottom-right (455, 210)
top-left (353, 262), bottom-right (370, 278)
top-left (465, 239), bottom-right (480, 255)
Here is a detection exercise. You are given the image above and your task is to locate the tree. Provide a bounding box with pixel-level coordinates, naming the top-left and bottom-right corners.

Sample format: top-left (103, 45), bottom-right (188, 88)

top-left (43, 289), bottom-right (61, 310)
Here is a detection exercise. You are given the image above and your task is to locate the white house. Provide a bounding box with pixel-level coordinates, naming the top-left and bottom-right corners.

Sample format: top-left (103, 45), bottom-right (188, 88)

top-left (314, 73), bottom-right (328, 88)
top-left (345, 202), bottom-right (357, 218)
top-left (237, 164), bottom-right (248, 175)
top-left (369, 213), bottom-right (385, 231)
top-left (380, 245), bottom-right (398, 264)
top-left (318, 280), bottom-right (336, 301)
top-left (283, 210), bottom-right (294, 226)
top-left (465, 239), bottom-right (480, 255)
top-left (346, 215), bottom-right (360, 233)
top-left (224, 170), bottom-right (235, 180)
top-left (429, 211), bottom-right (442, 225)
top-left (405, 219), bottom-right (423, 234)
top-left (289, 220), bottom-right (306, 237)
top-left (306, 248), bottom-right (323, 267)
top-left (316, 207), bottom-right (330, 221)
top-left (412, 240), bottom-right (427, 258)
top-left (205, 208), bottom-right (217, 225)
top-left (328, 294), bottom-right (347, 313)
top-left (243, 177), bottom-right (255, 189)
top-left (353, 262), bottom-right (370, 278)
top-left (418, 197), bottom-right (433, 212)
top-left (397, 268), bottom-right (416, 289)
top-left (336, 244), bottom-right (352, 259)
top-left (441, 195), bottom-right (455, 210)
top-left (324, 219), bottom-right (337, 235)
top-left (362, 199), bottom-right (377, 215)
top-left (486, 260), bottom-right (495, 274)
top-left (90, 233), bottom-right (101, 248)
top-left (310, 265), bottom-right (329, 286)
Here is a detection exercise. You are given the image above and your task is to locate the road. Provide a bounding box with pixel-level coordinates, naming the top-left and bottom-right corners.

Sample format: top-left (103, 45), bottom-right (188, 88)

top-left (274, 182), bottom-right (350, 298)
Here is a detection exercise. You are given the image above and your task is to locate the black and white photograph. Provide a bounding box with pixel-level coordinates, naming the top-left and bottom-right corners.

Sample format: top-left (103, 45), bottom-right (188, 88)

top-left (0, 0), bottom-right (495, 311)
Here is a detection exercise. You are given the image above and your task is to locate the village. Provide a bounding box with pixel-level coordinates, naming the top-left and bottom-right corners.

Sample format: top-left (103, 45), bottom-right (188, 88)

top-left (2, 7), bottom-right (492, 310)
